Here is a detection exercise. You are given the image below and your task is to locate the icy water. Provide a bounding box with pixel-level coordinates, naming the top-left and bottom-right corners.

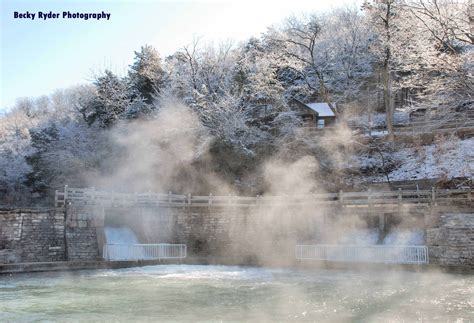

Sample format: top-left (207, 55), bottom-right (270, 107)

top-left (0, 265), bottom-right (473, 322)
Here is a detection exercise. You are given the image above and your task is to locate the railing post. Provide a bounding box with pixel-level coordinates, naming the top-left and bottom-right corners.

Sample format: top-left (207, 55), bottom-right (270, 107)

top-left (54, 190), bottom-right (59, 207)
top-left (64, 185), bottom-right (69, 204)
top-left (367, 188), bottom-right (372, 208)
top-left (168, 191), bottom-right (172, 206)
top-left (431, 187), bottom-right (436, 205)
top-left (339, 190), bottom-right (344, 206)
top-left (209, 193), bottom-right (213, 206)
top-left (379, 214), bottom-right (385, 232)
top-left (187, 193), bottom-right (191, 205)
top-left (469, 188), bottom-right (472, 202)
top-left (398, 188), bottom-right (402, 205)
top-left (256, 194), bottom-right (260, 206)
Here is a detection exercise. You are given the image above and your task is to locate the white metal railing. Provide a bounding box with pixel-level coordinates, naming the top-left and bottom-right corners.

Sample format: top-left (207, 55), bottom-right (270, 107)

top-left (54, 185), bottom-right (472, 208)
top-left (295, 244), bottom-right (429, 264)
top-left (103, 243), bottom-right (187, 261)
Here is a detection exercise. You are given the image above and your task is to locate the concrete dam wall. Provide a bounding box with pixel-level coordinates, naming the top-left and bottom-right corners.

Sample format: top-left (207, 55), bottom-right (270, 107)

top-left (1, 205), bottom-right (473, 271)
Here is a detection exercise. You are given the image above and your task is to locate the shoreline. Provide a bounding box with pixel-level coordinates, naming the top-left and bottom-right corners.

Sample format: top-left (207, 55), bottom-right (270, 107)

top-left (1, 257), bottom-right (471, 275)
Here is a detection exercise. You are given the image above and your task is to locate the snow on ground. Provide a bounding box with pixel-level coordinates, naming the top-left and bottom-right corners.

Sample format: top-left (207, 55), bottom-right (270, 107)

top-left (368, 130), bottom-right (388, 137)
top-left (348, 138), bottom-right (473, 182)
top-left (387, 137), bottom-right (473, 181)
top-left (348, 111), bottom-right (410, 128)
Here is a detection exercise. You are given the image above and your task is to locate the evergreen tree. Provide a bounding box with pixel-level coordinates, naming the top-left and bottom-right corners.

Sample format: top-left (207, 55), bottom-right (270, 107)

top-left (128, 45), bottom-right (165, 104)
top-left (81, 70), bottom-right (131, 128)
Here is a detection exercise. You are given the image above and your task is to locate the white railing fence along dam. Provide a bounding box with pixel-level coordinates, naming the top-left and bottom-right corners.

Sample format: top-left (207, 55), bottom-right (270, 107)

top-left (103, 243), bottom-right (187, 261)
top-left (295, 245), bottom-right (429, 264)
top-left (55, 185), bottom-right (472, 208)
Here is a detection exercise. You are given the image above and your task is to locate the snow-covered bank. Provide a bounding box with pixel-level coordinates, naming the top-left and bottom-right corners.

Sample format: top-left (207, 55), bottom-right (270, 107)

top-left (348, 137), bottom-right (473, 182)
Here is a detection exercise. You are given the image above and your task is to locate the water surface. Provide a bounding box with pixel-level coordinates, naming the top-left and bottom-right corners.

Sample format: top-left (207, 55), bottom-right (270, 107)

top-left (0, 265), bottom-right (472, 322)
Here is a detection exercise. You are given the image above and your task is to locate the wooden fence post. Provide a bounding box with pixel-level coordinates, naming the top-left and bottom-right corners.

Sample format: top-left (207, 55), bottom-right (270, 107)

top-left (187, 193), bottom-right (191, 205)
top-left (431, 187), bottom-right (436, 205)
top-left (398, 188), bottom-right (402, 205)
top-left (368, 188), bottom-right (372, 208)
top-left (64, 185), bottom-right (69, 205)
top-left (209, 193), bottom-right (213, 206)
top-left (168, 191), bottom-right (172, 206)
top-left (339, 190), bottom-right (344, 206)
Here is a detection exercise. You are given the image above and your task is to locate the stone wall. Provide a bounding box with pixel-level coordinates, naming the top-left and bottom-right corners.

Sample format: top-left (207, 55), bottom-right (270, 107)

top-left (120, 205), bottom-right (320, 266)
top-left (1, 204), bottom-right (473, 269)
top-left (0, 206), bottom-right (103, 264)
top-left (427, 213), bottom-right (474, 269)
top-left (121, 206), bottom-right (473, 268)
top-left (0, 208), bottom-right (66, 263)
top-left (65, 205), bottom-right (103, 261)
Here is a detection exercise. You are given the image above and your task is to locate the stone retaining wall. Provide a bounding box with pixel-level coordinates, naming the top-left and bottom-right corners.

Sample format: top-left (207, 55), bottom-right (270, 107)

top-left (0, 208), bottom-right (66, 263)
top-left (1, 205), bottom-right (473, 270)
top-left (0, 207), bottom-right (103, 264)
top-left (427, 213), bottom-right (473, 269)
top-left (65, 205), bottom-right (103, 260)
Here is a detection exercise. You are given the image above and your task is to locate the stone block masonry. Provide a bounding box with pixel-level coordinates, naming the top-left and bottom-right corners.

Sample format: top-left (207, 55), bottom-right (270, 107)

top-left (65, 205), bottom-right (103, 261)
top-left (0, 208), bottom-right (66, 263)
top-left (427, 213), bottom-right (474, 269)
top-left (0, 206), bottom-right (103, 264)
top-left (1, 204), bottom-right (473, 271)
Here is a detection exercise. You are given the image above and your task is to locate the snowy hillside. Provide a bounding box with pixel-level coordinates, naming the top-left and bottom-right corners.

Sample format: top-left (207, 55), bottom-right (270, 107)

top-left (349, 138), bottom-right (473, 182)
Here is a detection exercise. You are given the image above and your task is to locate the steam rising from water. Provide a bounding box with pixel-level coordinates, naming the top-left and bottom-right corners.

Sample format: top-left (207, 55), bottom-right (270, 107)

top-left (90, 102), bottom-right (214, 193)
top-left (85, 100), bottom-right (428, 265)
top-left (1, 265), bottom-right (472, 321)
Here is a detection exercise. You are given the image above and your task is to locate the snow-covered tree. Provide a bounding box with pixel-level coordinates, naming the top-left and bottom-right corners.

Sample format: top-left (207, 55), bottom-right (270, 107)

top-left (80, 70), bottom-right (131, 127)
top-left (234, 37), bottom-right (285, 118)
top-left (268, 8), bottom-right (375, 114)
top-left (0, 108), bottom-right (36, 200)
top-left (408, 0), bottom-right (473, 49)
top-left (26, 117), bottom-right (107, 199)
top-left (128, 45), bottom-right (165, 104)
top-left (363, 0), bottom-right (405, 141)
top-left (405, 0), bottom-right (473, 120)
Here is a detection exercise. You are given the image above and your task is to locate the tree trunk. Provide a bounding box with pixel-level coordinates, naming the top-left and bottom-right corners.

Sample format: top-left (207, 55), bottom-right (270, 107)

top-left (382, 0), bottom-right (395, 142)
top-left (382, 65), bottom-right (395, 141)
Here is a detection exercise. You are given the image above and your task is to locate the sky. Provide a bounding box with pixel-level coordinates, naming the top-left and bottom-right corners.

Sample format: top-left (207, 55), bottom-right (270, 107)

top-left (0, 0), bottom-right (360, 111)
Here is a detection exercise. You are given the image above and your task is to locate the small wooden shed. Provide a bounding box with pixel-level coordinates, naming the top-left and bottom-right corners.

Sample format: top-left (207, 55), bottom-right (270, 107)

top-left (289, 98), bottom-right (336, 128)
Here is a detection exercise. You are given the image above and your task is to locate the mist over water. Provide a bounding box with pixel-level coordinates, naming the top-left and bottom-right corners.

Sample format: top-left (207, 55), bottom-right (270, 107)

top-left (46, 100), bottom-right (466, 321)
top-left (104, 227), bottom-right (140, 244)
top-left (81, 102), bottom-right (430, 265)
top-left (0, 265), bottom-right (472, 322)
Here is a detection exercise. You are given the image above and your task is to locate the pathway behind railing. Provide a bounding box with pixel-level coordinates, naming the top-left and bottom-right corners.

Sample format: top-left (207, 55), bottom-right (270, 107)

top-left (103, 243), bottom-right (187, 261)
top-left (295, 244), bottom-right (429, 264)
top-left (55, 185), bottom-right (472, 208)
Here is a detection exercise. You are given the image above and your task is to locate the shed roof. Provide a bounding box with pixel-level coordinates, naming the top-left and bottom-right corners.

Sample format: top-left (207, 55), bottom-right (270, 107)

top-left (306, 102), bottom-right (336, 117)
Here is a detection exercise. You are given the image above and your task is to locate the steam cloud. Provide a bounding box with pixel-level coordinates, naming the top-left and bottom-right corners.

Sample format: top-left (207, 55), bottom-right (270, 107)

top-left (89, 99), bottom-right (427, 266)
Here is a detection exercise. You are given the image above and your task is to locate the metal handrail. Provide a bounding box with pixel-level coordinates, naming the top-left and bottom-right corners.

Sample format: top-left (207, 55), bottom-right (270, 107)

top-left (103, 243), bottom-right (187, 261)
top-left (295, 244), bottom-right (429, 264)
